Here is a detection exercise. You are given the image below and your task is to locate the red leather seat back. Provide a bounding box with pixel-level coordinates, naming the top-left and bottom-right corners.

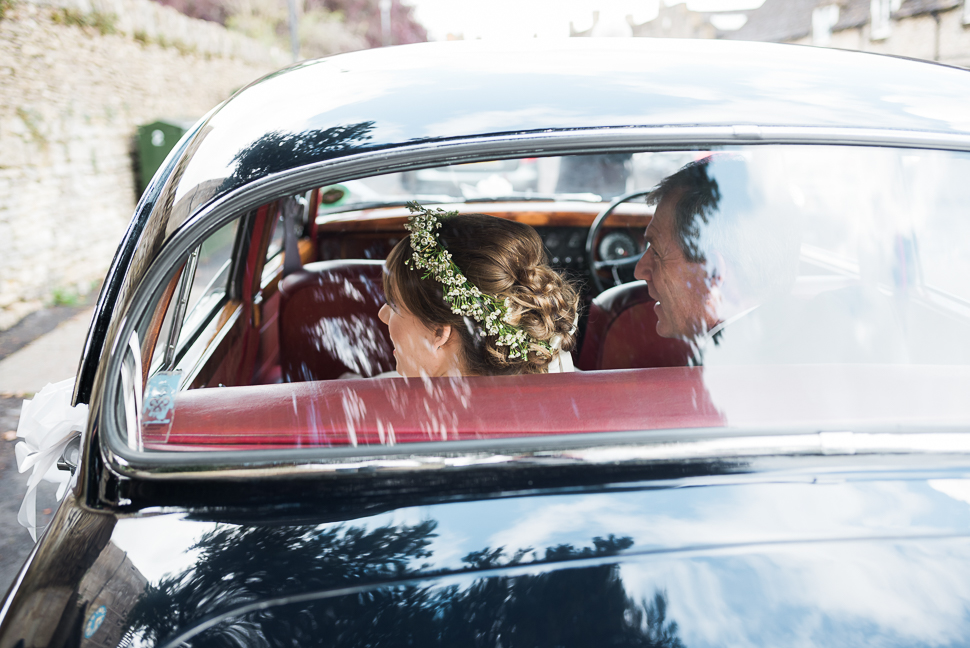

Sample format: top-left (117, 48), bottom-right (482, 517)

top-left (578, 281), bottom-right (692, 370)
top-left (146, 367), bottom-right (727, 449)
top-left (278, 260), bottom-right (394, 382)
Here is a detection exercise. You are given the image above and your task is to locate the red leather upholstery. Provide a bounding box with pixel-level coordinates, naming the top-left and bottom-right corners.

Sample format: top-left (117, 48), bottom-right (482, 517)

top-left (278, 260), bottom-right (394, 382)
top-left (144, 367), bottom-right (725, 449)
top-left (578, 281), bottom-right (692, 371)
top-left (141, 364), bottom-right (970, 450)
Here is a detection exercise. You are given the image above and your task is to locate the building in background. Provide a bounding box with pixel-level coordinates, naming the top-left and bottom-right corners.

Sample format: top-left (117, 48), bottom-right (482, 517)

top-left (574, 0), bottom-right (970, 69)
top-left (726, 0), bottom-right (970, 67)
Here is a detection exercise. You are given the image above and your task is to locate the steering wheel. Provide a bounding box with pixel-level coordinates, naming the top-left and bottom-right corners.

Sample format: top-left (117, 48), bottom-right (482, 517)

top-left (585, 189), bottom-right (653, 294)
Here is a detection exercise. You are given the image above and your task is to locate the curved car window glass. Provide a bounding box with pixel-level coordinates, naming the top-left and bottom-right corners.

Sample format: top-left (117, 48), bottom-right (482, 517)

top-left (148, 220), bottom-right (238, 377)
top-left (907, 150), bottom-right (970, 301)
top-left (260, 211), bottom-right (286, 288)
top-left (267, 212), bottom-right (285, 261)
top-left (326, 152), bottom-right (698, 210)
top-left (119, 145), bottom-right (970, 457)
top-left (181, 220), bottom-right (237, 336)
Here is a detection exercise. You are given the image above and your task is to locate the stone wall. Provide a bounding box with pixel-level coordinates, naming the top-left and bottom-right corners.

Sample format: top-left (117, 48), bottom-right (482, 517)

top-left (0, 0), bottom-right (287, 329)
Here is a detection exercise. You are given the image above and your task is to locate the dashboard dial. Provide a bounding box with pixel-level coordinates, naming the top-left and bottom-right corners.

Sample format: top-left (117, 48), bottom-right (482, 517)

top-left (598, 231), bottom-right (638, 261)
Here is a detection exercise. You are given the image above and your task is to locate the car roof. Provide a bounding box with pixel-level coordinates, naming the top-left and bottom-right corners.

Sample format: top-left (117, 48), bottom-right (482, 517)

top-left (223, 37), bottom-right (970, 143)
top-left (153, 38), bottom-right (970, 230)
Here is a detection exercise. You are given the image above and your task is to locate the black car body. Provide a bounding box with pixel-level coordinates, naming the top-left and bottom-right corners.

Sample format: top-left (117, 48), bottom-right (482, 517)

top-left (3, 38), bottom-right (970, 648)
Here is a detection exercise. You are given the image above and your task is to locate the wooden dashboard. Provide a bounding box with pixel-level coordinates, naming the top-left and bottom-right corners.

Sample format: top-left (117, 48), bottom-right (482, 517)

top-left (315, 202), bottom-right (652, 280)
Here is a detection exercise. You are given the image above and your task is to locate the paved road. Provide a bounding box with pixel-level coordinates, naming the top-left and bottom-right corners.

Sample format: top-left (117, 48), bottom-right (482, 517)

top-left (0, 307), bottom-right (92, 395)
top-left (0, 307), bottom-right (93, 595)
top-left (0, 396), bottom-right (57, 596)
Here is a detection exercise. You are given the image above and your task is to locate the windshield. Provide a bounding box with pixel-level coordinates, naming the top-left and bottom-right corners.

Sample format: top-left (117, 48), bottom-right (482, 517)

top-left (116, 144), bottom-right (970, 458)
top-left (320, 153), bottom-right (696, 211)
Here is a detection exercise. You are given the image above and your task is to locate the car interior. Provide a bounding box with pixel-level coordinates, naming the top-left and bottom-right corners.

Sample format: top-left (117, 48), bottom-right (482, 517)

top-left (124, 146), bottom-right (970, 453)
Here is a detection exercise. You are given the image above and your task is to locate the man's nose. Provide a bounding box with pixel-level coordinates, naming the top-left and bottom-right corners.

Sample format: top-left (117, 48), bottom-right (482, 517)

top-left (634, 252), bottom-right (651, 282)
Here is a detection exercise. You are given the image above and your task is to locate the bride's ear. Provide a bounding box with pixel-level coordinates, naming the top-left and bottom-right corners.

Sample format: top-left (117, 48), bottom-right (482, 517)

top-left (433, 324), bottom-right (454, 352)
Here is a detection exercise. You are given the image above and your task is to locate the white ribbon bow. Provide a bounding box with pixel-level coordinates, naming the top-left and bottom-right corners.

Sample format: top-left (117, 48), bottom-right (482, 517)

top-left (546, 334), bottom-right (576, 373)
top-left (546, 312), bottom-right (580, 374)
top-left (15, 378), bottom-right (88, 541)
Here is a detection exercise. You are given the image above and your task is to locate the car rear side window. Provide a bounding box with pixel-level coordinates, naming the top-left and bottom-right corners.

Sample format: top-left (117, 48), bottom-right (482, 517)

top-left (114, 145), bottom-right (970, 460)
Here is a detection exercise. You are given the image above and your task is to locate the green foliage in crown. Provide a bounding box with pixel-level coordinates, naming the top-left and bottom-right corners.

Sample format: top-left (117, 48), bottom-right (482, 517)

top-left (404, 202), bottom-right (551, 360)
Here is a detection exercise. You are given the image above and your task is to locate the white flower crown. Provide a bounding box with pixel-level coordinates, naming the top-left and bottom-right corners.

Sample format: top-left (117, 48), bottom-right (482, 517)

top-left (404, 202), bottom-right (552, 361)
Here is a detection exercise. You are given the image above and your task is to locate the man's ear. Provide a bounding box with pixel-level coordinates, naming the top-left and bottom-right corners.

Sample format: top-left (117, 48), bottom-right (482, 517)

top-left (704, 252), bottom-right (727, 329)
top-left (433, 324), bottom-right (454, 351)
top-left (707, 251), bottom-right (727, 289)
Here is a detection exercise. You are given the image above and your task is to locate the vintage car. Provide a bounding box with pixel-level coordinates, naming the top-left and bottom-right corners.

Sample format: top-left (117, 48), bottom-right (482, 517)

top-left (4, 38), bottom-right (970, 647)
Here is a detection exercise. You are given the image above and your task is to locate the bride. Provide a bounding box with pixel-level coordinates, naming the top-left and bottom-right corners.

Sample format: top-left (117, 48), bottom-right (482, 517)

top-left (378, 203), bottom-right (580, 378)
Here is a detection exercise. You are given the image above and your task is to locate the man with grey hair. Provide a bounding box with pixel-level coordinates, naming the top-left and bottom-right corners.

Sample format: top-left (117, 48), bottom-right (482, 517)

top-left (634, 155), bottom-right (799, 360)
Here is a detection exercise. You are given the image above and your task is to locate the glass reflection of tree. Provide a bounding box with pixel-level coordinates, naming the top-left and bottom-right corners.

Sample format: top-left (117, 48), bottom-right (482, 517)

top-left (221, 122), bottom-right (376, 190)
top-left (129, 523), bottom-right (683, 648)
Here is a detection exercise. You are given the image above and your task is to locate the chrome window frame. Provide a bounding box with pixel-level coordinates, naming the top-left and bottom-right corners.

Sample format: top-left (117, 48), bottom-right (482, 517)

top-left (94, 125), bottom-right (970, 483)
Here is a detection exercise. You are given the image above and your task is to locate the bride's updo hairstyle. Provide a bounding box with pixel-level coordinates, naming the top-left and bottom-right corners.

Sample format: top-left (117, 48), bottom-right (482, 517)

top-left (384, 213), bottom-right (580, 375)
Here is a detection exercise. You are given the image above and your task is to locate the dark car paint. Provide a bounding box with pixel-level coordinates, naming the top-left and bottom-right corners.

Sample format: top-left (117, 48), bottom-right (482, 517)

top-left (157, 533), bottom-right (970, 648)
top-left (6, 454), bottom-right (970, 647)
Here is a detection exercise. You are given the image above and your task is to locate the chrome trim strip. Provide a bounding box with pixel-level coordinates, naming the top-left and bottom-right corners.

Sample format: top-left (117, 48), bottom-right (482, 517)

top-left (101, 428), bottom-right (970, 482)
top-left (96, 125), bottom-right (970, 482)
top-left (208, 127), bottom-right (970, 205)
top-left (162, 247), bottom-right (199, 370)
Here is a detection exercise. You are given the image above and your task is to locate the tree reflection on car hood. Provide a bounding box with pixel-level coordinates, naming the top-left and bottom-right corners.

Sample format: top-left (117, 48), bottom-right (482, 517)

top-left (111, 474), bottom-right (970, 648)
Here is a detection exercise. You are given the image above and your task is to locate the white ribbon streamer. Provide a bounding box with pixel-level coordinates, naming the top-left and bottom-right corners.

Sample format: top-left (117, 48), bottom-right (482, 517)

top-left (546, 336), bottom-right (576, 374)
top-left (547, 312), bottom-right (580, 374)
top-left (15, 378), bottom-right (88, 541)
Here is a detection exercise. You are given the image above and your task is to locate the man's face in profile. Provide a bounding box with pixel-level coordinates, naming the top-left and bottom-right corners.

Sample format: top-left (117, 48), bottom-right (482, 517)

top-left (634, 189), bottom-right (714, 340)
